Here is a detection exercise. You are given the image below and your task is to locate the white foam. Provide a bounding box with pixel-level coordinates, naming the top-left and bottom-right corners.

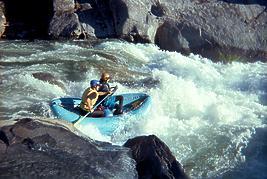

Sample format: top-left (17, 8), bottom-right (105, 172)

top-left (1, 40), bottom-right (267, 177)
top-left (76, 123), bottom-right (111, 142)
top-left (99, 41), bottom-right (267, 177)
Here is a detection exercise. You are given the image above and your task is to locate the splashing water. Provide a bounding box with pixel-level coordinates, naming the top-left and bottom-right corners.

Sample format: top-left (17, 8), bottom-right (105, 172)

top-left (1, 40), bottom-right (266, 178)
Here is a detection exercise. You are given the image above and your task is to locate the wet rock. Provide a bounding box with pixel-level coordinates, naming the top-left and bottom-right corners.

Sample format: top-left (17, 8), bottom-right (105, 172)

top-left (0, 118), bottom-right (137, 178)
top-left (32, 72), bottom-right (66, 91)
top-left (124, 135), bottom-right (189, 179)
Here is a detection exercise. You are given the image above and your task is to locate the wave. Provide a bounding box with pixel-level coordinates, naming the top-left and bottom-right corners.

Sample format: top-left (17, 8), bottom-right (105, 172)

top-left (1, 40), bottom-right (266, 178)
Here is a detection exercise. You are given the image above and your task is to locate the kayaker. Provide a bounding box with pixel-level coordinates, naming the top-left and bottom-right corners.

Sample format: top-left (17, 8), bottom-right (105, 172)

top-left (80, 80), bottom-right (111, 117)
top-left (98, 72), bottom-right (124, 115)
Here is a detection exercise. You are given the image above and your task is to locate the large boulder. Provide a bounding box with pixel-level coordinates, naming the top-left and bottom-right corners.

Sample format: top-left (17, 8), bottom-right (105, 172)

top-left (48, 0), bottom-right (159, 41)
top-left (0, 118), bottom-right (189, 178)
top-left (153, 0), bottom-right (267, 61)
top-left (32, 72), bottom-right (66, 91)
top-left (0, 118), bottom-right (137, 178)
top-left (54, 0), bottom-right (266, 61)
top-left (48, 0), bottom-right (82, 39)
top-left (124, 135), bottom-right (189, 179)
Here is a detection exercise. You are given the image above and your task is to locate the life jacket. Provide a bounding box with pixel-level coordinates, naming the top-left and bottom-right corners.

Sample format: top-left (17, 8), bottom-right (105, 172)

top-left (97, 81), bottom-right (110, 104)
top-left (99, 80), bottom-right (110, 92)
top-left (80, 87), bottom-right (99, 112)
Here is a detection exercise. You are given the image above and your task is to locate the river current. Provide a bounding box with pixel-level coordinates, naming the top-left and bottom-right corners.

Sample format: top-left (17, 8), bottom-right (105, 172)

top-left (0, 40), bottom-right (267, 178)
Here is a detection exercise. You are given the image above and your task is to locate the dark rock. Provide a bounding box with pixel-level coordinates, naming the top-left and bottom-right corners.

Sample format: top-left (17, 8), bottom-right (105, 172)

top-left (0, 0), bottom-right (266, 61)
top-left (0, 118), bottom-right (137, 178)
top-left (49, 12), bottom-right (82, 39)
top-left (0, 1), bottom-right (6, 38)
top-left (124, 135), bottom-right (189, 179)
top-left (2, 0), bottom-right (53, 39)
top-left (78, 0), bottom-right (116, 38)
top-left (32, 72), bottom-right (66, 91)
top-left (0, 130), bottom-right (9, 146)
top-left (218, 0), bottom-right (267, 6)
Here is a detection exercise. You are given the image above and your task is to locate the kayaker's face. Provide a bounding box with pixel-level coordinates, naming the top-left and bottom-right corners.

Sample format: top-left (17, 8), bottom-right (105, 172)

top-left (103, 76), bottom-right (110, 82)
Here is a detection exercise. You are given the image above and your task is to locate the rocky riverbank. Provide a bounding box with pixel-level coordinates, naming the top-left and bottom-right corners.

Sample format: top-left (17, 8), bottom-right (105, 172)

top-left (0, 0), bottom-right (266, 62)
top-left (0, 118), bottom-right (189, 178)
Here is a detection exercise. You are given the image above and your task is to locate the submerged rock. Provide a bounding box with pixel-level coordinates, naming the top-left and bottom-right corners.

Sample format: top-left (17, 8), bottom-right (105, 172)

top-left (32, 72), bottom-right (66, 91)
top-left (0, 118), bottom-right (137, 178)
top-left (124, 135), bottom-right (189, 179)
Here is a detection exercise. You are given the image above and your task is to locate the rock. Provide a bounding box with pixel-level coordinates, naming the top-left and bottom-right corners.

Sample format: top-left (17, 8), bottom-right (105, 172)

top-left (110, 0), bottom-right (159, 43)
top-left (124, 135), bottom-right (189, 179)
top-left (0, 118), bottom-right (137, 178)
top-left (53, 0), bottom-right (75, 12)
top-left (97, 0), bottom-right (267, 61)
top-left (153, 0), bottom-right (267, 61)
top-left (0, 0), bottom-right (266, 61)
top-left (49, 12), bottom-right (82, 39)
top-left (48, 0), bottom-right (82, 39)
top-left (32, 72), bottom-right (66, 91)
top-left (0, 1), bottom-right (6, 38)
top-left (155, 20), bottom-right (192, 55)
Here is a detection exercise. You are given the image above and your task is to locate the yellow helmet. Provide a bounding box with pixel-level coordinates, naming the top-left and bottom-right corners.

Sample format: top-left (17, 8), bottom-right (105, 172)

top-left (101, 72), bottom-right (110, 80)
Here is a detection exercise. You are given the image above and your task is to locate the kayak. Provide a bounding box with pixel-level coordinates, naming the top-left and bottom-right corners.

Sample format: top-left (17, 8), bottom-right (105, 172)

top-left (50, 93), bottom-right (151, 135)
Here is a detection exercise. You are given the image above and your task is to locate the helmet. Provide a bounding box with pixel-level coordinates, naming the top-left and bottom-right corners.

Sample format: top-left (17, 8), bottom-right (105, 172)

top-left (90, 80), bottom-right (100, 87)
top-left (101, 72), bottom-right (110, 80)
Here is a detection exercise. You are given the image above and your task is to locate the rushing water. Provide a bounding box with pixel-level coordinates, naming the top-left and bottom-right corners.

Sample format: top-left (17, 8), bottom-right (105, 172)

top-left (1, 40), bottom-right (267, 178)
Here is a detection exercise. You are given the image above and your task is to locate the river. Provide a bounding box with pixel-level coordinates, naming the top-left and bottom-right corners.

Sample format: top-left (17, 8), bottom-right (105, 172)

top-left (0, 40), bottom-right (267, 178)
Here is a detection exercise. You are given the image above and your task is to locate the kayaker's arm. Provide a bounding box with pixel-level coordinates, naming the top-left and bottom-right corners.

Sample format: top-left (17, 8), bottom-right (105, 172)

top-left (110, 85), bottom-right (118, 91)
top-left (98, 86), bottom-right (117, 96)
top-left (98, 91), bottom-right (112, 96)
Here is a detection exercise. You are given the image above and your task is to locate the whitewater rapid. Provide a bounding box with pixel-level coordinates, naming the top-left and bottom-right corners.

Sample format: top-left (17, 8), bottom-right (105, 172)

top-left (1, 40), bottom-right (266, 178)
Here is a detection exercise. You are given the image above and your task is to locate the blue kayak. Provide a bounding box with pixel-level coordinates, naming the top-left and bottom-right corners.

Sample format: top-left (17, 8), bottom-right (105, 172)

top-left (50, 93), bottom-right (151, 135)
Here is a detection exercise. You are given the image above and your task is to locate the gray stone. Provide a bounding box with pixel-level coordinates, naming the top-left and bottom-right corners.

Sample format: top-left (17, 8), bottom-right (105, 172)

top-left (0, 118), bottom-right (137, 178)
top-left (53, 0), bottom-right (75, 12)
top-left (49, 12), bottom-right (82, 39)
top-left (153, 0), bottom-right (267, 61)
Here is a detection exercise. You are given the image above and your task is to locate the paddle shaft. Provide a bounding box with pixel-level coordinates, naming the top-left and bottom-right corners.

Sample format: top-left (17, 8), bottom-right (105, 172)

top-left (74, 87), bottom-right (117, 126)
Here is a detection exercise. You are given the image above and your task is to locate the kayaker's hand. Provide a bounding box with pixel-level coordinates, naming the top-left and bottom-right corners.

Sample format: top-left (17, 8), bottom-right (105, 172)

top-left (114, 85), bottom-right (118, 91)
top-left (111, 85), bottom-right (118, 93)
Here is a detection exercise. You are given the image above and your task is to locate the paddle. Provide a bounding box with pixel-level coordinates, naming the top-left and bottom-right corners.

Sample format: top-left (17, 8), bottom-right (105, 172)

top-left (73, 86), bottom-right (117, 127)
